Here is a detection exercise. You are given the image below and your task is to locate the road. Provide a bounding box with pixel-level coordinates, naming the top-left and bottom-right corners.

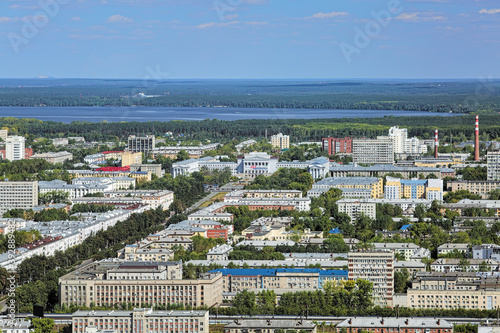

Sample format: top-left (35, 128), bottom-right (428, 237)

top-left (185, 191), bottom-right (219, 214)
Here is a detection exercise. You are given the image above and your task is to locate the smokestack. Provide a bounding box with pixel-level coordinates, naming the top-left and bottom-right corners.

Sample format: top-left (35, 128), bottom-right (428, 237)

top-left (475, 115), bottom-right (480, 161)
top-left (434, 129), bottom-right (439, 159)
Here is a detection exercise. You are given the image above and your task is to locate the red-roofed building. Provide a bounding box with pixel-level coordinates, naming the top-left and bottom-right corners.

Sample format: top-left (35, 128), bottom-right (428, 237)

top-left (101, 151), bottom-right (124, 159)
top-left (96, 166), bottom-right (130, 172)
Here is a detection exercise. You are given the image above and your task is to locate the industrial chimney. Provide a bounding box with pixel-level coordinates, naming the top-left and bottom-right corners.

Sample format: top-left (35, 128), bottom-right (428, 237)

top-left (434, 129), bottom-right (439, 159)
top-left (475, 115), bottom-right (480, 161)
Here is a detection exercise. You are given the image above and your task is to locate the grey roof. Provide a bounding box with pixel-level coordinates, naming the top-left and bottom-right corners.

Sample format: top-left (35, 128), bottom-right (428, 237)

top-left (313, 177), bottom-right (380, 186)
top-left (337, 317), bottom-right (452, 329)
top-left (225, 319), bottom-right (315, 330)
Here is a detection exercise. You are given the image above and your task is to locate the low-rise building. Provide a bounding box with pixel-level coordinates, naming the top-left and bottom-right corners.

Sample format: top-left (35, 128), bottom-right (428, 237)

top-left (30, 151), bottom-right (73, 164)
top-left (336, 317), bottom-right (452, 333)
top-left (473, 244), bottom-right (500, 260)
top-left (224, 319), bottom-right (316, 333)
top-left (130, 164), bottom-right (162, 178)
top-left (448, 180), bottom-right (500, 199)
top-left (0, 317), bottom-right (33, 333)
top-left (373, 243), bottom-right (429, 261)
top-left (207, 244), bottom-right (233, 261)
top-left (72, 308), bottom-right (209, 333)
top-left (431, 258), bottom-right (499, 272)
top-left (437, 243), bottom-right (469, 256)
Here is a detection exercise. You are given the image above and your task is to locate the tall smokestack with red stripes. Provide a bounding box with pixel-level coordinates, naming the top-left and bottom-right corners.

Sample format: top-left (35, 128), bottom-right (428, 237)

top-left (475, 115), bottom-right (480, 161)
top-left (434, 129), bottom-right (439, 158)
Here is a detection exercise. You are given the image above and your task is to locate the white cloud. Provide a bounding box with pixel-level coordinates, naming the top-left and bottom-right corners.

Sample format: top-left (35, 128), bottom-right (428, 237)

top-left (395, 12), bottom-right (446, 22)
top-left (479, 8), bottom-right (500, 14)
top-left (106, 14), bottom-right (134, 23)
top-left (71, 16), bottom-right (82, 22)
top-left (0, 17), bottom-right (18, 23)
top-left (305, 12), bottom-right (348, 19)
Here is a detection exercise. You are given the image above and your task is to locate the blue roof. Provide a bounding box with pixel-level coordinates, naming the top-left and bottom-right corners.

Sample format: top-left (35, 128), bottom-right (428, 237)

top-left (208, 268), bottom-right (348, 277)
top-left (400, 179), bottom-right (427, 185)
top-left (400, 224), bottom-right (412, 231)
top-left (329, 227), bottom-right (343, 234)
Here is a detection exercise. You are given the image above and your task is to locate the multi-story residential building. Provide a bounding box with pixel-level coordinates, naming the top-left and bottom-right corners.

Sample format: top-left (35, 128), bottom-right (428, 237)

top-left (225, 190), bottom-right (302, 201)
top-left (448, 180), bottom-right (500, 199)
top-left (348, 251), bottom-right (394, 307)
top-left (207, 244), bottom-right (233, 261)
top-left (128, 135), bottom-right (155, 153)
top-left (119, 151), bottom-right (142, 167)
top-left (352, 138), bottom-right (394, 164)
top-left (210, 268), bottom-right (347, 293)
top-left (0, 128), bottom-right (8, 141)
top-left (72, 308), bottom-right (209, 333)
top-left (488, 151), bottom-right (500, 181)
top-left (188, 211), bottom-right (234, 223)
top-left (431, 258), bottom-right (499, 272)
top-left (0, 181), bottom-right (38, 215)
top-left (68, 170), bottom-right (151, 182)
top-left (437, 243), bottom-right (470, 256)
top-left (59, 260), bottom-right (223, 308)
top-left (0, 317), bottom-right (32, 333)
top-left (30, 151), bottom-right (73, 164)
top-left (270, 133), bottom-right (290, 149)
top-left (224, 319), bottom-right (316, 333)
top-left (166, 220), bottom-right (233, 240)
top-left (0, 218), bottom-right (27, 235)
top-left (442, 199), bottom-right (500, 217)
top-left (372, 243), bottom-right (429, 261)
top-left (5, 136), bottom-right (25, 161)
top-left (384, 177), bottom-right (443, 200)
top-left (407, 272), bottom-right (500, 309)
top-left (321, 137), bottom-right (353, 155)
top-left (336, 317), bottom-right (452, 333)
top-left (71, 190), bottom-right (173, 210)
top-left (329, 164), bottom-right (451, 179)
top-left (473, 244), bottom-right (500, 261)
top-left (152, 143), bottom-right (219, 159)
top-left (130, 164), bottom-right (162, 178)
top-left (387, 126), bottom-right (428, 156)
top-left (118, 245), bottom-right (174, 262)
top-left (84, 153), bottom-right (106, 164)
top-left (308, 177), bottom-right (384, 199)
top-left (337, 199), bottom-right (377, 221)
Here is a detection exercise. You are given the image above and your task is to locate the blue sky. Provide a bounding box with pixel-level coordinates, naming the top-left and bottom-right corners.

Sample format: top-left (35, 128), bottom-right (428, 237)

top-left (0, 0), bottom-right (499, 79)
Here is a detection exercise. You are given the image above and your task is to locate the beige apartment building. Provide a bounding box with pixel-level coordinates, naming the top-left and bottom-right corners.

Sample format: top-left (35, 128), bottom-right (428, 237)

top-left (0, 181), bottom-right (38, 215)
top-left (121, 152), bottom-right (143, 167)
top-left (448, 180), bottom-right (500, 199)
top-left (72, 308), bottom-right (209, 333)
top-left (59, 260), bottom-right (223, 308)
top-left (270, 133), bottom-right (290, 149)
top-left (30, 151), bottom-right (73, 164)
top-left (408, 272), bottom-right (500, 310)
top-left (348, 251), bottom-right (394, 307)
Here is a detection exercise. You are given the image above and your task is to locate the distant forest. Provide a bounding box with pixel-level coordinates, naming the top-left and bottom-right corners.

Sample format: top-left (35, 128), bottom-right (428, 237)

top-left (1, 79), bottom-right (499, 112)
top-left (2, 114), bottom-right (499, 143)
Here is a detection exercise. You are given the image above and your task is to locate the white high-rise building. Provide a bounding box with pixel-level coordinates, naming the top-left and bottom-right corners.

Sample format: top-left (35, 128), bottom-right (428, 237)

top-left (488, 151), bottom-right (500, 181)
top-left (388, 127), bottom-right (408, 154)
top-left (5, 136), bottom-right (25, 161)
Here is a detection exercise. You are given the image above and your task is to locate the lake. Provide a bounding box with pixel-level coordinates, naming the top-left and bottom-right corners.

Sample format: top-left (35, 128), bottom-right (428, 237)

top-left (0, 106), bottom-right (459, 123)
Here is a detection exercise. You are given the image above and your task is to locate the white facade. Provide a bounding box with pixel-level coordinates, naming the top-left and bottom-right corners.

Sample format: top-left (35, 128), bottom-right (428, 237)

top-left (488, 151), bottom-right (500, 181)
top-left (337, 199), bottom-right (377, 221)
top-left (353, 138), bottom-right (394, 164)
top-left (5, 136), bottom-right (25, 161)
top-left (0, 181), bottom-right (38, 215)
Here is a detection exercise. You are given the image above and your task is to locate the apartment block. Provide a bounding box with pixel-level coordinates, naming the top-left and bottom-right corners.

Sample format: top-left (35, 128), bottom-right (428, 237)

top-left (121, 151), bottom-right (143, 167)
top-left (348, 251), bottom-right (394, 307)
top-left (352, 138), bottom-right (394, 164)
top-left (5, 136), bottom-right (25, 161)
top-left (130, 164), bottom-right (162, 178)
top-left (448, 180), bottom-right (500, 199)
top-left (321, 137), bottom-right (353, 155)
top-left (72, 308), bottom-right (209, 333)
top-left (408, 272), bottom-right (500, 310)
top-left (309, 177), bottom-right (384, 199)
top-left (128, 135), bottom-right (156, 153)
top-left (270, 133), bottom-right (290, 149)
top-left (0, 181), bottom-right (38, 215)
top-left (210, 268), bottom-right (347, 293)
top-left (437, 243), bottom-right (470, 256)
top-left (337, 199), bottom-right (377, 221)
top-left (384, 177), bottom-right (443, 200)
top-left (488, 151), bottom-right (500, 181)
top-left (59, 260), bottom-right (223, 308)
